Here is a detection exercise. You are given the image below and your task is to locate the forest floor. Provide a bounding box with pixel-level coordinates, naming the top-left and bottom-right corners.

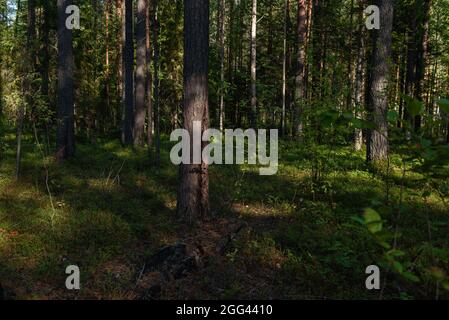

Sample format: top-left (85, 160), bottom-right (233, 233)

top-left (0, 132), bottom-right (448, 300)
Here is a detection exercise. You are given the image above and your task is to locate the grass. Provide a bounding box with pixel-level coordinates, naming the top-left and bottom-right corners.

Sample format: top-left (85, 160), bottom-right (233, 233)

top-left (0, 131), bottom-right (448, 300)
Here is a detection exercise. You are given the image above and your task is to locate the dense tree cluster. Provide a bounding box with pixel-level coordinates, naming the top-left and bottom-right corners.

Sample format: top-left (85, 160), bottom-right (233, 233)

top-left (0, 0), bottom-right (449, 215)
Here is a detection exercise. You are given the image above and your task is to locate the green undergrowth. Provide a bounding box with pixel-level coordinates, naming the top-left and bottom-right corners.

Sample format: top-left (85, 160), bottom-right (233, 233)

top-left (0, 133), bottom-right (448, 299)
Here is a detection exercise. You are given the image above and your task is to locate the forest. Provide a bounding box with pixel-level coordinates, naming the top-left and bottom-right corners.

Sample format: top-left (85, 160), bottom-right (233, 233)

top-left (0, 0), bottom-right (448, 300)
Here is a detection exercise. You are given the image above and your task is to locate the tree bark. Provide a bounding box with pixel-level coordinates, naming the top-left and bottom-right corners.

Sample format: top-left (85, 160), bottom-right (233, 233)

top-left (354, 1), bottom-right (365, 151)
top-left (105, 0), bottom-right (111, 126)
top-left (41, 0), bottom-right (50, 102)
top-left (366, 0), bottom-right (393, 162)
top-left (122, 0), bottom-right (134, 145)
top-left (218, 0), bottom-right (225, 132)
top-left (152, 0), bottom-right (160, 166)
top-left (413, 0), bottom-right (431, 132)
top-left (293, 0), bottom-right (307, 139)
top-left (134, 0), bottom-right (147, 147)
top-left (146, 0), bottom-right (153, 148)
top-left (16, 0), bottom-right (36, 177)
top-left (177, 0), bottom-right (210, 223)
top-left (116, 0), bottom-right (124, 128)
top-left (404, 4), bottom-right (417, 130)
top-left (56, 0), bottom-right (75, 160)
top-left (311, 0), bottom-right (324, 143)
top-left (281, 0), bottom-right (289, 136)
top-left (249, 0), bottom-right (257, 128)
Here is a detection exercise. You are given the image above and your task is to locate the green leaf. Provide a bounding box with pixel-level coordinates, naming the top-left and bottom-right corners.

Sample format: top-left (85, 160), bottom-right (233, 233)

top-left (393, 261), bottom-right (404, 274)
top-left (421, 138), bottom-right (432, 148)
top-left (350, 215), bottom-right (365, 225)
top-left (351, 118), bottom-right (375, 129)
top-left (377, 238), bottom-right (392, 249)
top-left (342, 112), bottom-right (353, 120)
top-left (402, 271), bottom-right (420, 283)
top-left (387, 110), bottom-right (399, 122)
top-left (351, 118), bottom-right (364, 129)
top-left (319, 110), bottom-right (340, 127)
top-left (363, 208), bottom-right (382, 234)
top-left (387, 249), bottom-right (405, 257)
top-left (404, 95), bottom-right (424, 117)
top-left (436, 99), bottom-right (449, 115)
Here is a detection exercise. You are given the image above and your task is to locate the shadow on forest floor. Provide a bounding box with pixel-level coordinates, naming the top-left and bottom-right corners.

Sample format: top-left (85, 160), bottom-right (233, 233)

top-left (0, 134), bottom-right (448, 299)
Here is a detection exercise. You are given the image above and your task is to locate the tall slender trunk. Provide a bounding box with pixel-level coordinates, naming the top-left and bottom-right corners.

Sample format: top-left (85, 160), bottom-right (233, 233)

top-left (56, 0), bottom-right (75, 160)
top-left (354, 1), bottom-right (365, 151)
top-left (146, 0), bottom-right (153, 148)
top-left (249, 0), bottom-right (257, 128)
top-left (414, 0), bottom-right (431, 132)
top-left (91, 0), bottom-right (99, 137)
top-left (304, 0), bottom-right (312, 101)
top-left (281, 0), bottom-right (288, 136)
top-left (218, 0), bottom-right (225, 132)
top-left (293, 0), bottom-right (306, 139)
top-left (398, 33), bottom-right (407, 128)
top-left (404, 6), bottom-right (417, 130)
top-left (227, 0), bottom-right (234, 123)
top-left (152, 0), bottom-right (160, 166)
top-left (0, 14), bottom-right (2, 121)
top-left (311, 0), bottom-right (323, 143)
top-left (13, 0), bottom-right (21, 37)
top-left (116, 0), bottom-right (124, 129)
top-left (134, 0), bottom-right (147, 147)
top-left (16, 0), bottom-right (36, 177)
top-left (346, 0), bottom-right (355, 110)
top-left (427, 8), bottom-right (440, 138)
top-left (366, 0), bottom-right (393, 162)
top-left (41, 1), bottom-right (50, 102)
top-left (105, 0), bottom-right (111, 126)
top-left (177, 0), bottom-right (210, 222)
top-left (122, 0), bottom-right (134, 145)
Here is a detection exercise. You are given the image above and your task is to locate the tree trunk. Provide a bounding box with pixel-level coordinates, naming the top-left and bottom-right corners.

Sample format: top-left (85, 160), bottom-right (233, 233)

top-left (293, 0), bottom-right (306, 139)
top-left (281, 0), bottom-right (289, 136)
top-left (16, 0), bottom-right (36, 177)
top-left (41, 0), bottom-right (50, 102)
top-left (311, 0), bottom-right (324, 143)
top-left (413, 0), bottom-right (431, 132)
top-left (404, 5), bottom-right (417, 130)
top-left (122, 0), bottom-right (134, 145)
top-left (56, 0), bottom-right (75, 161)
top-left (146, 0), bottom-right (153, 148)
top-left (227, 0), bottom-right (234, 124)
top-left (346, 0), bottom-right (355, 110)
top-left (152, 0), bottom-right (160, 166)
top-left (218, 0), bottom-right (225, 132)
top-left (177, 0), bottom-right (210, 222)
top-left (366, 0), bottom-right (393, 162)
top-left (249, 0), bottom-right (257, 128)
top-left (105, 0), bottom-right (111, 127)
top-left (116, 0), bottom-right (124, 129)
top-left (354, 1), bottom-right (365, 151)
top-left (134, 0), bottom-right (147, 147)
top-left (398, 32), bottom-right (407, 128)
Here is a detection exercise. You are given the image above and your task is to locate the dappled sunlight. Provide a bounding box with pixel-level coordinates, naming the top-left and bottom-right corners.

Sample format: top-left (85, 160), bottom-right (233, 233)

top-left (0, 137), bottom-right (448, 299)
